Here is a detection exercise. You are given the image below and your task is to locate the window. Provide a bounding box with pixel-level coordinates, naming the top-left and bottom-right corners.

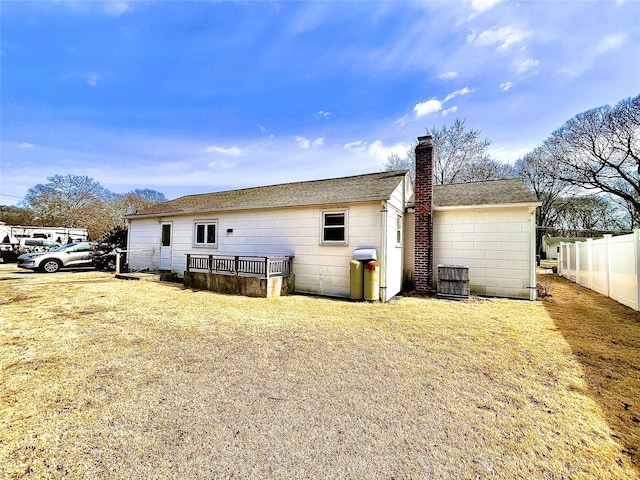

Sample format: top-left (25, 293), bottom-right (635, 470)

top-left (322, 210), bottom-right (348, 245)
top-left (161, 224), bottom-right (171, 247)
top-left (194, 220), bottom-right (218, 247)
top-left (396, 214), bottom-right (402, 246)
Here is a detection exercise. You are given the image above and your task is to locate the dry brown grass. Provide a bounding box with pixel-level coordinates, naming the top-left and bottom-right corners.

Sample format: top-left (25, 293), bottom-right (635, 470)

top-left (541, 273), bottom-right (640, 472)
top-left (0, 265), bottom-right (638, 479)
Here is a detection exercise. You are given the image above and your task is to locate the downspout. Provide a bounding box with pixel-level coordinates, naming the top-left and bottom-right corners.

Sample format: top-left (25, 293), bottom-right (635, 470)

top-left (126, 218), bottom-right (131, 252)
top-left (380, 200), bottom-right (388, 302)
top-left (529, 207), bottom-right (537, 301)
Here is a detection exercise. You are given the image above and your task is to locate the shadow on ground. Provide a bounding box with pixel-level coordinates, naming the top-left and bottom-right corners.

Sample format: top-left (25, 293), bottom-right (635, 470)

top-left (541, 274), bottom-right (640, 473)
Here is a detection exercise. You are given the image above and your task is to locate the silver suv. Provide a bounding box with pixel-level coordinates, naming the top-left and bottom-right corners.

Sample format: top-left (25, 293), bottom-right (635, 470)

top-left (17, 242), bottom-right (94, 273)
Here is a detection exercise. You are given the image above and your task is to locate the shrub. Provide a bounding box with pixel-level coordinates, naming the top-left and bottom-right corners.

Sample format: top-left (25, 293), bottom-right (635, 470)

top-left (92, 225), bottom-right (128, 271)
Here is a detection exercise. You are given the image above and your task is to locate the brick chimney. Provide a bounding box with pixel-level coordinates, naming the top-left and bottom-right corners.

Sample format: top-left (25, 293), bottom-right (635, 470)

top-left (414, 135), bottom-right (434, 293)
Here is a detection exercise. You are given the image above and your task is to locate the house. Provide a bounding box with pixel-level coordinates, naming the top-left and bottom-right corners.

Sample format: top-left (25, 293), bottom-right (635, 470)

top-left (542, 236), bottom-right (587, 260)
top-left (126, 135), bottom-right (541, 300)
top-left (126, 170), bottom-right (413, 301)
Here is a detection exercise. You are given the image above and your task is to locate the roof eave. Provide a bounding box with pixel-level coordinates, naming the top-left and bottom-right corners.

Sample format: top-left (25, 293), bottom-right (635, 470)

top-left (126, 197), bottom-right (395, 220)
top-left (434, 201), bottom-right (542, 211)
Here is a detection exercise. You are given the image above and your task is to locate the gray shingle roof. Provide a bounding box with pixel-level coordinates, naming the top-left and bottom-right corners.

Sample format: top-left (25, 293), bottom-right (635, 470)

top-left (129, 170), bottom-right (410, 217)
top-left (434, 178), bottom-right (539, 208)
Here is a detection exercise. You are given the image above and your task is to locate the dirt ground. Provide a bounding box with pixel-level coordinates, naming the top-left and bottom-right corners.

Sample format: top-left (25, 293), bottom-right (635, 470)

top-left (0, 265), bottom-right (638, 479)
top-left (541, 273), bottom-right (640, 472)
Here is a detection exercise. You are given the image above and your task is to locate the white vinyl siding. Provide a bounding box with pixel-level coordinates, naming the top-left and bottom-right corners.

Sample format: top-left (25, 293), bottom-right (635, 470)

top-left (129, 203), bottom-right (382, 298)
top-left (431, 206), bottom-right (536, 299)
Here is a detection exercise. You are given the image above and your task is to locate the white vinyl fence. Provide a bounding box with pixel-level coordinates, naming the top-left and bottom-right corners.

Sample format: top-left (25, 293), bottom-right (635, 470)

top-left (558, 230), bottom-right (640, 311)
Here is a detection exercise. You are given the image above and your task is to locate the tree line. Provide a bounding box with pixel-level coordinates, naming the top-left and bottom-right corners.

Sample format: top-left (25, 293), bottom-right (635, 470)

top-left (0, 175), bottom-right (167, 240)
top-left (384, 94), bottom-right (640, 253)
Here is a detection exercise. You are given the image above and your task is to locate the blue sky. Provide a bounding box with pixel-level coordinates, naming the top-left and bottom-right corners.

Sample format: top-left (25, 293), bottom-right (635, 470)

top-left (1, 0), bottom-right (639, 204)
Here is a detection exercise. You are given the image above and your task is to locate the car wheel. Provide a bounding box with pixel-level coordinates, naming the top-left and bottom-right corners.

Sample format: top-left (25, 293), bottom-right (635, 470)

top-left (41, 259), bottom-right (62, 273)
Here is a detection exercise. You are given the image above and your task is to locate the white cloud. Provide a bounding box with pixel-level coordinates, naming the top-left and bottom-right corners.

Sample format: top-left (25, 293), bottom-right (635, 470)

top-left (103, 1), bottom-right (131, 16)
top-left (258, 124), bottom-right (266, 133)
top-left (517, 59), bottom-right (539, 74)
top-left (443, 87), bottom-right (473, 102)
top-left (414, 98), bottom-right (443, 117)
top-left (343, 141), bottom-right (367, 152)
top-left (489, 146), bottom-right (531, 164)
top-left (367, 140), bottom-right (410, 164)
top-left (395, 114), bottom-right (410, 127)
top-left (414, 87), bottom-right (473, 118)
top-left (596, 34), bottom-right (626, 53)
top-left (204, 145), bottom-right (243, 156)
top-left (317, 110), bottom-right (331, 119)
top-left (85, 73), bottom-right (101, 86)
top-left (296, 136), bottom-right (324, 149)
top-left (469, 25), bottom-right (533, 51)
top-left (19, 142), bottom-right (35, 149)
top-left (470, 0), bottom-right (503, 12)
top-left (439, 71), bottom-right (458, 81)
top-left (499, 81), bottom-right (514, 91)
top-left (341, 140), bottom-right (410, 165)
top-left (207, 160), bottom-right (238, 169)
top-left (296, 136), bottom-right (311, 149)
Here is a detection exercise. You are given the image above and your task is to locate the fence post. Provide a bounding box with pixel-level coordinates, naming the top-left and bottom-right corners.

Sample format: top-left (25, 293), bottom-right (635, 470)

top-left (635, 229), bottom-right (640, 311)
top-left (186, 254), bottom-right (191, 273)
top-left (265, 257), bottom-right (270, 280)
top-left (575, 241), bottom-right (581, 284)
top-left (558, 243), bottom-right (564, 276)
top-left (603, 234), bottom-right (612, 298)
top-left (208, 255), bottom-right (213, 273)
top-left (586, 238), bottom-right (593, 289)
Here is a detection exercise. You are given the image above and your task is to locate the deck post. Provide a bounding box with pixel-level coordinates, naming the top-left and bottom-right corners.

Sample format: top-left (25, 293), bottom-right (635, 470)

top-left (265, 257), bottom-right (270, 280)
top-left (186, 254), bottom-right (191, 272)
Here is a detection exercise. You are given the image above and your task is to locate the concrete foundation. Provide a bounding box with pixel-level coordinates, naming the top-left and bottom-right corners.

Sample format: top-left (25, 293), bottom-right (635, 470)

top-left (183, 271), bottom-right (295, 298)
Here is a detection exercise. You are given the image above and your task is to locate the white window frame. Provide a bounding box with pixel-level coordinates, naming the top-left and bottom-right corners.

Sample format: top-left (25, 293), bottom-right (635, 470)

top-left (321, 209), bottom-right (348, 245)
top-left (193, 219), bottom-right (218, 248)
top-left (396, 213), bottom-right (403, 247)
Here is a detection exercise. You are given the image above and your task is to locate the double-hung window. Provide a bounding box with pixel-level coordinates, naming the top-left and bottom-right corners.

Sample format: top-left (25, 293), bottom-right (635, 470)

top-left (193, 220), bottom-right (218, 247)
top-left (396, 214), bottom-right (403, 246)
top-left (321, 210), bottom-right (348, 245)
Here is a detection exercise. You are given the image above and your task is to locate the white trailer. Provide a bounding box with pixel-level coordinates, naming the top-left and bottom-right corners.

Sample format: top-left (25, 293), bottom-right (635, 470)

top-left (0, 223), bottom-right (89, 245)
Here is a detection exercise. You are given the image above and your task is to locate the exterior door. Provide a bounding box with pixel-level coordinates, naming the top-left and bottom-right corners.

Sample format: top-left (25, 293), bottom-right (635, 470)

top-left (159, 222), bottom-right (172, 270)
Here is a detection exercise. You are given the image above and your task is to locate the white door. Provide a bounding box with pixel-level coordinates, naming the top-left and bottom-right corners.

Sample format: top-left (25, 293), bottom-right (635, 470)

top-left (159, 222), bottom-right (172, 270)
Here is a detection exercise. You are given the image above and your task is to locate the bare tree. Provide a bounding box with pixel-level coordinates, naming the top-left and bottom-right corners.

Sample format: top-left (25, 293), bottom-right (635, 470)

top-left (21, 175), bottom-right (168, 238)
top-left (382, 152), bottom-right (414, 180)
top-left (431, 118), bottom-right (491, 184)
top-left (458, 157), bottom-right (516, 183)
top-left (554, 195), bottom-right (627, 236)
top-left (515, 146), bottom-right (576, 255)
top-left (22, 174), bottom-right (111, 229)
top-left (547, 94), bottom-right (640, 222)
top-left (0, 205), bottom-right (36, 225)
top-left (382, 118), bottom-right (512, 185)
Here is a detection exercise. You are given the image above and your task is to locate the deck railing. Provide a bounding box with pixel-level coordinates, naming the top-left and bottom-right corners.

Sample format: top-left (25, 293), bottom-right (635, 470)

top-left (186, 254), bottom-right (293, 278)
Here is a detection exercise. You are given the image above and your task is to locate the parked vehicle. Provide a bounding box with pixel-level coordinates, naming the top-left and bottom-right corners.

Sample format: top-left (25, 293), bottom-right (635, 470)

top-left (19, 238), bottom-right (62, 252)
top-left (17, 242), bottom-right (94, 273)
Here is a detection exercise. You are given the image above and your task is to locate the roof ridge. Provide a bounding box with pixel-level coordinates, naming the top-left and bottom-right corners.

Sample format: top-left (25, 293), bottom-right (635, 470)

top-left (435, 177), bottom-right (523, 187)
top-left (172, 169), bottom-right (409, 201)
